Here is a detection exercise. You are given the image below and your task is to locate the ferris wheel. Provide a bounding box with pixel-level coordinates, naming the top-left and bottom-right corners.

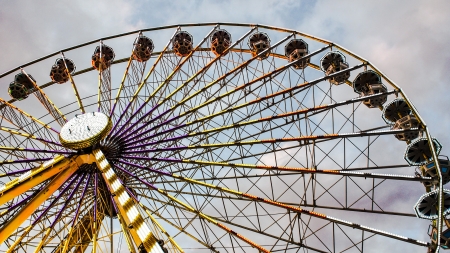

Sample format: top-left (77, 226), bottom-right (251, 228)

top-left (0, 23), bottom-right (447, 253)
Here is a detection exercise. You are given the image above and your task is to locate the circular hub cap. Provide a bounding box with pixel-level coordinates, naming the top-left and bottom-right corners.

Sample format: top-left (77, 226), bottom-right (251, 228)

top-left (59, 112), bottom-right (112, 150)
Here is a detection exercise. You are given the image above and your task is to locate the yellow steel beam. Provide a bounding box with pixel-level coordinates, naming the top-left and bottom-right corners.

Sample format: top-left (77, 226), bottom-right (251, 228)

top-left (0, 158), bottom-right (81, 244)
top-left (0, 154), bottom-right (95, 206)
top-left (0, 155), bottom-right (66, 205)
top-left (93, 149), bottom-right (163, 253)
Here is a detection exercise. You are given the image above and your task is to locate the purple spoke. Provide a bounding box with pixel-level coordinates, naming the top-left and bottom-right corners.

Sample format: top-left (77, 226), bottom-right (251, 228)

top-left (116, 160), bottom-right (172, 178)
top-left (117, 156), bottom-right (179, 164)
top-left (108, 29), bottom-right (182, 137)
top-left (119, 117), bottom-right (185, 146)
top-left (109, 102), bottom-right (131, 134)
top-left (122, 146), bottom-right (186, 154)
top-left (70, 173), bottom-right (91, 227)
top-left (0, 184), bottom-right (44, 214)
top-left (0, 157), bottom-right (53, 165)
top-left (120, 46), bottom-right (352, 147)
top-left (0, 168), bottom-right (33, 177)
top-left (113, 28), bottom-right (259, 142)
top-left (124, 130), bottom-right (189, 150)
top-left (109, 100), bottom-right (149, 139)
top-left (94, 173), bottom-right (98, 224)
top-left (113, 164), bottom-right (157, 190)
top-left (49, 173), bottom-right (86, 228)
top-left (121, 135), bottom-right (189, 152)
top-left (115, 33), bottom-right (302, 143)
top-left (122, 123), bottom-right (187, 148)
top-left (110, 103), bottom-right (161, 141)
top-left (115, 108), bottom-right (176, 143)
top-left (32, 173), bottom-right (80, 226)
top-left (34, 137), bottom-right (64, 147)
top-left (109, 27), bottom-right (219, 140)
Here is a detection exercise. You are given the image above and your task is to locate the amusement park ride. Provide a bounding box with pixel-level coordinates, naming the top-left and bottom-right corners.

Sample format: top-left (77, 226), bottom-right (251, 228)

top-left (0, 23), bottom-right (448, 252)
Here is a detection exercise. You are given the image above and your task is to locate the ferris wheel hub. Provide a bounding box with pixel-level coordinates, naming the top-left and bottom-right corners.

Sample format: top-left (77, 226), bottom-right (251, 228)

top-left (59, 112), bottom-right (112, 150)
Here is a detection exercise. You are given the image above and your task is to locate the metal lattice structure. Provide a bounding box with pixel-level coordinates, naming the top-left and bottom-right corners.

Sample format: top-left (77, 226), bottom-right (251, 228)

top-left (0, 23), bottom-right (446, 253)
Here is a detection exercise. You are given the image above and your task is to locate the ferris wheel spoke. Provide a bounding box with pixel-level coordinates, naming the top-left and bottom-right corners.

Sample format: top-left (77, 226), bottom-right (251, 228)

top-left (33, 202), bottom-right (93, 253)
top-left (110, 59), bottom-right (146, 122)
top-left (116, 166), bottom-right (260, 251)
top-left (109, 29), bottom-right (180, 137)
top-left (118, 161), bottom-right (423, 220)
top-left (133, 162), bottom-right (421, 226)
top-left (127, 168), bottom-right (370, 252)
top-left (139, 85), bottom-right (331, 153)
top-left (135, 191), bottom-right (329, 253)
top-left (21, 68), bottom-right (67, 126)
top-left (111, 26), bottom-right (215, 137)
top-left (142, 133), bottom-right (404, 184)
top-left (144, 197), bottom-right (230, 252)
top-left (123, 90), bottom-right (397, 148)
top-left (0, 126), bottom-right (63, 148)
top-left (109, 45), bottom-right (137, 119)
top-left (0, 99), bottom-right (63, 164)
top-left (33, 173), bottom-right (86, 253)
top-left (0, 172), bottom-right (79, 251)
top-left (118, 155), bottom-right (426, 183)
top-left (115, 165), bottom-right (272, 253)
top-left (0, 155), bottom-right (71, 206)
top-left (62, 206), bottom-right (101, 253)
top-left (48, 193), bottom-right (97, 251)
top-left (0, 146), bottom-right (74, 155)
top-left (118, 102), bottom-right (328, 171)
top-left (134, 174), bottom-right (428, 250)
top-left (120, 128), bottom-right (418, 156)
top-left (117, 35), bottom-right (317, 142)
top-left (143, 187), bottom-right (417, 218)
top-left (111, 27), bottom-right (258, 141)
top-left (0, 130), bottom-right (66, 166)
top-left (60, 52), bottom-right (85, 114)
top-left (140, 203), bottom-right (218, 253)
top-left (119, 62), bottom-right (364, 147)
top-left (111, 26), bottom-right (220, 139)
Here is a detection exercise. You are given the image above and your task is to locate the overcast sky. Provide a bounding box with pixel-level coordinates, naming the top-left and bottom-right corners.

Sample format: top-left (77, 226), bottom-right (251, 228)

top-left (0, 1), bottom-right (449, 252)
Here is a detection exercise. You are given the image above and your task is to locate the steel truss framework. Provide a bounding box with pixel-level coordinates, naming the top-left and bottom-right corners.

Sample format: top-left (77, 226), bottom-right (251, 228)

top-left (0, 23), bottom-right (443, 253)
